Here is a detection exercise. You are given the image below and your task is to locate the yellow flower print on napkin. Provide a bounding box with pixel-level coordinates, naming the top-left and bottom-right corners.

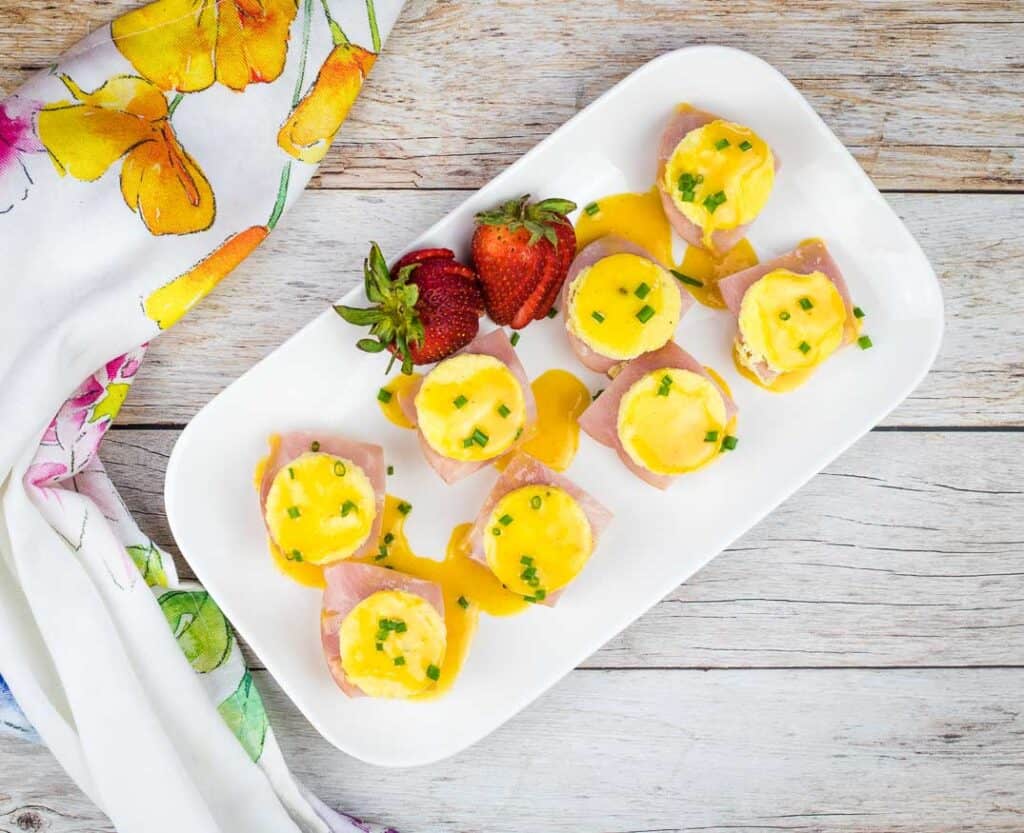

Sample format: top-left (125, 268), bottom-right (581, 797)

top-left (277, 41), bottom-right (376, 164)
top-left (112, 0), bottom-right (299, 93)
top-left (38, 75), bottom-right (215, 236)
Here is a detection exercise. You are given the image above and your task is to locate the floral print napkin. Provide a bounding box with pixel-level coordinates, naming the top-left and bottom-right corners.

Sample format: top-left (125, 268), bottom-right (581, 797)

top-left (0, 2), bottom-right (405, 831)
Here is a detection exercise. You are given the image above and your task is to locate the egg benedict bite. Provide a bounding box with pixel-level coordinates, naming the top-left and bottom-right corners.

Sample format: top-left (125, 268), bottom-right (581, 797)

top-left (469, 454), bottom-right (613, 605)
top-left (657, 104), bottom-right (778, 254)
top-left (321, 563), bottom-right (446, 698)
top-left (718, 239), bottom-right (857, 391)
top-left (562, 236), bottom-right (694, 375)
top-left (579, 342), bottom-right (738, 489)
top-left (397, 328), bottom-right (537, 484)
top-left (258, 432), bottom-right (385, 565)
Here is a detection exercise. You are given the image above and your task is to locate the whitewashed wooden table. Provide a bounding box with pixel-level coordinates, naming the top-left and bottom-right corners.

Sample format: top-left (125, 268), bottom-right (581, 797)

top-left (2, 2), bottom-right (1023, 831)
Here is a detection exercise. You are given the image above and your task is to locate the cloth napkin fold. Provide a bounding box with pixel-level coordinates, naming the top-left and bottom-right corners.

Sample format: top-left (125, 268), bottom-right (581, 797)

top-left (0, 2), bottom-right (406, 831)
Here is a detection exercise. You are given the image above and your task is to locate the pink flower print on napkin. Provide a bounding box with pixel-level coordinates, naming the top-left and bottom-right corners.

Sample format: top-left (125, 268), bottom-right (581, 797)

top-left (0, 96), bottom-right (44, 214)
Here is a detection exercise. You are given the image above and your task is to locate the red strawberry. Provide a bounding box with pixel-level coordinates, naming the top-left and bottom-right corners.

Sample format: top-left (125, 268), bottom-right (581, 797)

top-left (471, 195), bottom-right (577, 328)
top-left (335, 243), bottom-right (483, 373)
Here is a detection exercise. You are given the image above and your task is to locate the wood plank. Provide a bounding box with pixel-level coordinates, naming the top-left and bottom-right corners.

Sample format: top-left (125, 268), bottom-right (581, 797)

top-left (115, 191), bottom-right (1024, 427)
top-left (3, 668), bottom-right (1023, 832)
top-left (1, 2), bottom-right (1022, 191)
top-left (99, 429), bottom-right (1024, 669)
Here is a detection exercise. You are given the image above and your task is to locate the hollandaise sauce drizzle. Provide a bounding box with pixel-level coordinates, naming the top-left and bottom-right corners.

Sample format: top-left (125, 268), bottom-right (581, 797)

top-left (511, 369), bottom-right (589, 472)
top-left (676, 239), bottom-right (759, 309)
top-left (377, 372), bottom-right (422, 429)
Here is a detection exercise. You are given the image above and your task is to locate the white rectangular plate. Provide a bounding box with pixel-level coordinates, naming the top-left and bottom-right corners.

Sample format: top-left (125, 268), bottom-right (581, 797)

top-left (166, 46), bottom-right (943, 766)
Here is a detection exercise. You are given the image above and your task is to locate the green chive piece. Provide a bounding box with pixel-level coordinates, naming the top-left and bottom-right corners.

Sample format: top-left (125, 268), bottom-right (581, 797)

top-left (394, 656), bottom-right (406, 666)
top-left (634, 282), bottom-right (651, 299)
top-left (704, 430), bottom-right (719, 443)
top-left (636, 304), bottom-right (655, 323)
top-left (288, 467), bottom-right (295, 479)
top-left (715, 138), bottom-right (731, 150)
top-left (453, 394), bottom-right (468, 409)
top-left (341, 500), bottom-right (357, 517)
top-left (497, 403), bottom-right (511, 418)
top-left (334, 460), bottom-right (347, 476)
top-left (680, 189), bottom-right (695, 202)
top-left (520, 555), bottom-right (534, 565)
top-left (799, 297), bottom-right (813, 311)
top-left (376, 642), bottom-right (383, 651)
top-left (528, 576), bottom-right (541, 588)
top-left (670, 269), bottom-right (704, 288)
top-left (521, 566), bottom-right (537, 580)
top-left (534, 589), bottom-right (547, 601)
top-left (426, 664), bottom-right (441, 681)
top-left (798, 341), bottom-right (811, 354)
top-left (739, 140), bottom-right (753, 152)
top-left (374, 550), bottom-right (388, 561)
top-left (492, 527), bottom-right (501, 537)
top-left (584, 202), bottom-right (600, 216)
top-left (779, 311), bottom-right (791, 321)
top-left (311, 441), bottom-right (320, 452)
top-left (722, 435), bottom-right (739, 451)
top-left (395, 621), bottom-right (407, 633)
top-left (375, 630), bottom-right (388, 643)
top-left (530, 496), bottom-right (542, 510)
top-left (384, 532), bottom-right (395, 545)
top-left (398, 502), bottom-right (412, 515)
top-left (657, 375), bottom-right (672, 397)
top-left (591, 310), bottom-right (605, 324)
top-left (499, 514), bottom-right (514, 526)
top-left (471, 428), bottom-right (489, 447)
top-left (458, 595), bottom-right (469, 609)
top-left (854, 306), bottom-right (866, 319)
top-left (387, 464), bottom-right (394, 476)
top-left (291, 549), bottom-right (303, 562)
top-left (702, 191), bottom-right (727, 214)
top-left (858, 335), bottom-right (874, 350)
top-left (546, 307), bottom-right (558, 318)
top-left (287, 506), bottom-right (300, 519)
top-left (377, 388), bottom-right (392, 403)
top-left (510, 332), bottom-right (521, 347)
top-left (462, 437), bottom-right (474, 448)
top-left (515, 427), bottom-right (523, 440)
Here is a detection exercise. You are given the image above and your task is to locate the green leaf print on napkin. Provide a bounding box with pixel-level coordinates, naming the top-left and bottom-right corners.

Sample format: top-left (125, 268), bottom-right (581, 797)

top-left (158, 590), bottom-right (233, 673)
top-left (218, 671), bottom-right (269, 762)
top-left (126, 542), bottom-right (167, 588)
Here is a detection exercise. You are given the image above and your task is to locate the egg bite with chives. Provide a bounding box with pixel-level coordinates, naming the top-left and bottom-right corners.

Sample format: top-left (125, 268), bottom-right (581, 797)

top-left (397, 328), bottom-right (537, 484)
top-left (469, 453), bottom-right (613, 605)
top-left (258, 432), bottom-right (385, 565)
top-left (579, 341), bottom-right (738, 489)
top-left (562, 236), bottom-right (694, 375)
top-left (657, 104), bottom-right (778, 254)
top-left (320, 563), bottom-right (446, 698)
top-left (718, 239), bottom-right (859, 391)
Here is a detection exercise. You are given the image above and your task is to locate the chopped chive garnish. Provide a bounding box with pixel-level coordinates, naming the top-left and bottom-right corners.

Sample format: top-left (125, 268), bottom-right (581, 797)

top-left (398, 502), bottom-right (412, 515)
top-left (634, 282), bottom-right (651, 299)
top-left (520, 555), bottom-right (534, 565)
top-left (341, 500), bottom-right (357, 517)
top-left (679, 189), bottom-right (695, 202)
top-left (591, 310), bottom-right (605, 324)
top-left (492, 527), bottom-right (502, 536)
top-left (636, 305), bottom-right (655, 323)
top-left (394, 656), bottom-right (406, 666)
top-left (515, 427), bottom-right (523, 440)
top-left (334, 460), bottom-right (347, 476)
top-left (546, 307), bottom-right (558, 318)
top-left (395, 621), bottom-right (407, 633)
top-left (311, 441), bottom-right (320, 452)
top-left (377, 388), bottom-right (392, 403)
top-left (721, 435), bottom-right (739, 451)
top-left (530, 496), bottom-right (542, 510)
top-left (510, 332), bottom-right (520, 347)
top-left (715, 138), bottom-right (731, 150)
top-left (593, 388), bottom-right (604, 400)
top-left (374, 549), bottom-right (388, 561)
top-left (521, 566), bottom-right (537, 580)
top-left (534, 589), bottom-right (547, 601)
top-left (288, 467), bottom-right (295, 479)
top-left (499, 514), bottom-right (514, 526)
top-left (462, 437), bottom-right (474, 448)
top-left (584, 202), bottom-right (600, 216)
top-left (453, 394), bottom-right (468, 409)
top-left (704, 430), bottom-right (719, 443)
top-left (384, 532), bottom-right (395, 545)
top-left (290, 549), bottom-right (303, 562)
top-left (854, 306), bottom-right (866, 319)
top-left (799, 297), bottom-right (814, 311)
top-left (798, 341), bottom-right (811, 354)
top-left (739, 140), bottom-right (753, 152)
top-left (458, 595), bottom-right (469, 609)
top-left (528, 576), bottom-right (540, 587)
top-left (387, 464), bottom-right (394, 475)
top-left (375, 630), bottom-right (388, 642)
top-left (375, 642), bottom-right (383, 651)
top-left (670, 269), bottom-right (704, 288)
top-left (426, 664), bottom-right (441, 681)
top-left (703, 191), bottom-right (727, 214)
top-left (471, 428), bottom-right (489, 447)
top-left (858, 335), bottom-right (874, 350)
top-left (779, 311), bottom-right (791, 321)
top-left (287, 506), bottom-right (300, 519)
top-left (657, 375), bottom-right (672, 396)
top-left (497, 403), bottom-right (511, 418)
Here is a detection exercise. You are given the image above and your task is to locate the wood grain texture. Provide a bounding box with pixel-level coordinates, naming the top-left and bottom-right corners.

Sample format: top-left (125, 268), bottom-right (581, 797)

top-left (3, 668), bottom-right (1023, 833)
top-left (1, 1), bottom-right (1022, 191)
top-left (117, 190), bottom-right (1024, 427)
top-left (98, 429), bottom-right (1024, 669)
